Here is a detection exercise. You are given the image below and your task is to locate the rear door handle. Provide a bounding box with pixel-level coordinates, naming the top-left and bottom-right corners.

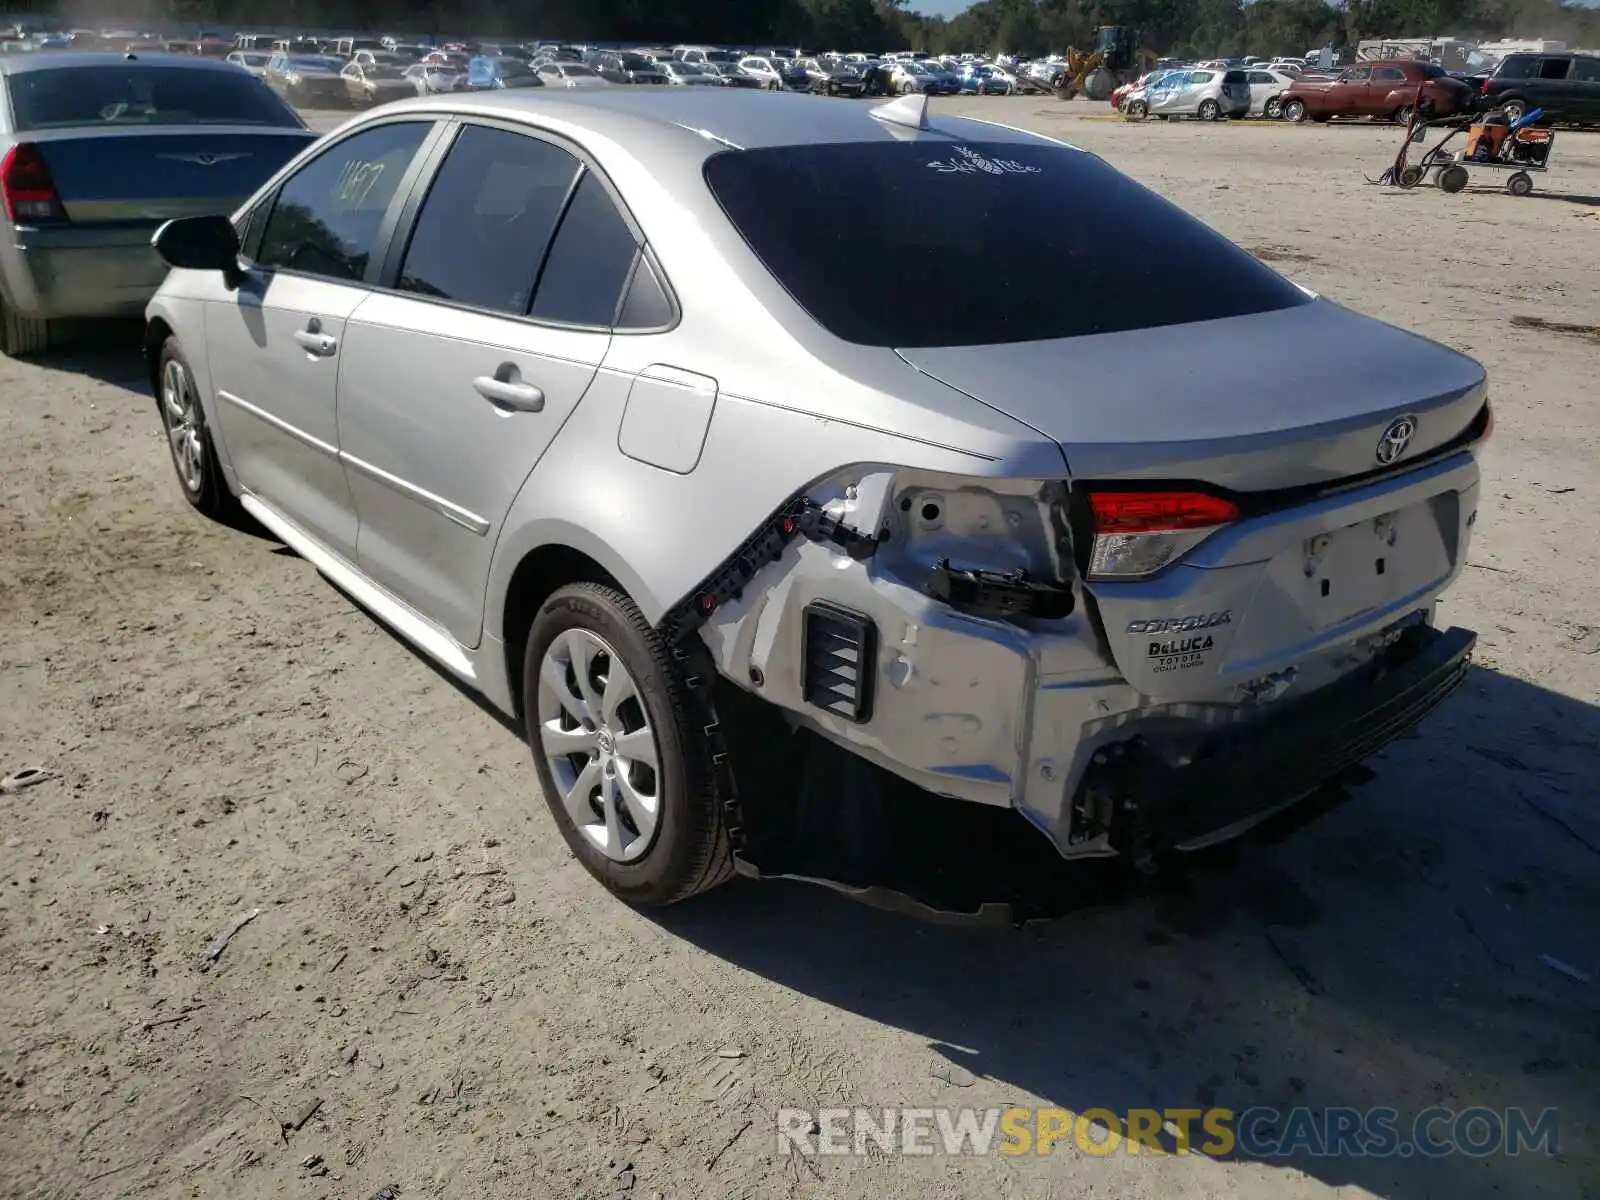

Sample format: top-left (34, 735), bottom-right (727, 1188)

top-left (473, 368), bottom-right (545, 413)
top-left (294, 328), bottom-right (337, 356)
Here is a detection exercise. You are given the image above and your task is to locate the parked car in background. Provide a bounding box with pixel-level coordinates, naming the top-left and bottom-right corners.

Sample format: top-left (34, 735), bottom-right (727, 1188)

top-left (342, 57), bottom-right (416, 107)
top-left (1477, 51), bottom-right (1600, 125)
top-left (659, 61), bottom-right (720, 87)
top-left (595, 51), bottom-right (669, 86)
top-left (404, 61), bottom-right (464, 95)
top-left (0, 51), bottom-right (315, 355)
top-left (889, 61), bottom-right (959, 95)
top-left (707, 62), bottom-right (763, 89)
top-left (142, 88), bottom-right (1489, 914)
top-left (797, 57), bottom-right (865, 96)
top-left (1243, 66), bottom-right (1299, 117)
top-left (224, 50), bottom-right (272, 78)
top-left (737, 55), bottom-right (808, 90)
top-left (1280, 60), bottom-right (1473, 123)
top-left (265, 52), bottom-right (348, 108)
top-left (1112, 69), bottom-right (1171, 111)
top-left (1125, 67), bottom-right (1251, 120)
top-left (467, 55), bottom-right (543, 91)
top-left (535, 61), bottom-right (607, 89)
top-left (959, 64), bottom-right (1013, 94)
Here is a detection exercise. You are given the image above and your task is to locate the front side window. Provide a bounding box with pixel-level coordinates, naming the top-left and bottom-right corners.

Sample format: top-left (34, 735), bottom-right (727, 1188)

top-left (1496, 56), bottom-right (1534, 79)
top-left (703, 141), bottom-right (1310, 348)
top-left (398, 125), bottom-right (581, 314)
top-left (257, 121), bottom-right (430, 282)
top-left (1343, 66), bottom-right (1372, 81)
top-left (6, 65), bottom-right (303, 131)
top-left (1373, 67), bottom-right (1405, 81)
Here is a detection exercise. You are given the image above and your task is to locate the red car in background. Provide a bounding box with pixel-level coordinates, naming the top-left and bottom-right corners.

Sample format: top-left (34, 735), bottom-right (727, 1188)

top-left (1111, 71), bottom-right (1160, 110)
top-left (1279, 59), bottom-right (1474, 123)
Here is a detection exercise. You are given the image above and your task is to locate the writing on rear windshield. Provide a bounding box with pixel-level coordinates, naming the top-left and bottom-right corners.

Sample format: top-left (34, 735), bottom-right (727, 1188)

top-left (926, 146), bottom-right (1042, 176)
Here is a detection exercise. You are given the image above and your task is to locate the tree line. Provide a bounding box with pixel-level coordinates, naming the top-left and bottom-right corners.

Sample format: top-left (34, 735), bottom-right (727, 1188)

top-left (25, 0), bottom-right (1600, 62)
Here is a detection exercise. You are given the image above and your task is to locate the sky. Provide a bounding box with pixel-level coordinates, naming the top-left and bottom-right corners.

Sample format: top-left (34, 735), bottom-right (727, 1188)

top-left (914, 1), bottom-right (975, 16)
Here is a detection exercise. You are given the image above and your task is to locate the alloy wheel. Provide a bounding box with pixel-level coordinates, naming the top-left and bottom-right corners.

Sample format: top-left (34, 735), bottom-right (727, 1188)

top-left (537, 628), bottom-right (661, 863)
top-left (161, 358), bottom-right (204, 495)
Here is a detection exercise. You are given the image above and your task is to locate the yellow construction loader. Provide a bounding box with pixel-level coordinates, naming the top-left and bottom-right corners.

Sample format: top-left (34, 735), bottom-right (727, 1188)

top-left (1054, 27), bottom-right (1158, 101)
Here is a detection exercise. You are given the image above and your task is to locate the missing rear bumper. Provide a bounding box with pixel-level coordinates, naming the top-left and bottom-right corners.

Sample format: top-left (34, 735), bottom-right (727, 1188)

top-left (1068, 623), bottom-right (1476, 858)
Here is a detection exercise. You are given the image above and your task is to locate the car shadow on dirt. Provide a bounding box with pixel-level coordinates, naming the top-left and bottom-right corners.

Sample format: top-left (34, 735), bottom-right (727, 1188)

top-left (654, 663), bottom-right (1600, 1198)
top-left (26, 319), bottom-right (148, 389)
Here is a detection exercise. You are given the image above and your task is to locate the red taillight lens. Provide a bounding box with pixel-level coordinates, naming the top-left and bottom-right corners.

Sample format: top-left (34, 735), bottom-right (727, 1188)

top-left (0, 143), bottom-right (68, 224)
top-left (1089, 491), bottom-right (1241, 534)
top-left (1480, 79), bottom-right (1490, 94)
top-left (1086, 490), bottom-right (1240, 579)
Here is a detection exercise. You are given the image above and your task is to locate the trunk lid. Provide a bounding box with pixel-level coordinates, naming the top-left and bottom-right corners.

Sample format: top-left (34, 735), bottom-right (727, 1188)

top-left (899, 300), bottom-right (1487, 701)
top-left (30, 127), bottom-right (315, 224)
top-left (896, 299), bottom-right (1486, 491)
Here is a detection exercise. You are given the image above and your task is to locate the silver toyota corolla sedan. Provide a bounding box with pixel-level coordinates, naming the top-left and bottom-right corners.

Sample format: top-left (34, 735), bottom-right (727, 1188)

top-left (143, 89), bottom-right (1490, 918)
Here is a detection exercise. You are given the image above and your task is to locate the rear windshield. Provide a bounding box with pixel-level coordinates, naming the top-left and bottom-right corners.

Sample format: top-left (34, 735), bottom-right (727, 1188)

top-left (7, 65), bottom-right (302, 130)
top-left (703, 141), bottom-right (1309, 348)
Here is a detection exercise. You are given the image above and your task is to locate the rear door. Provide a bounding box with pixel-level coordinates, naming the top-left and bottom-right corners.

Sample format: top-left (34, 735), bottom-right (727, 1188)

top-left (1571, 56), bottom-right (1600, 120)
top-left (1246, 69), bottom-right (1277, 113)
top-left (1178, 69), bottom-right (1212, 113)
top-left (1531, 55), bottom-right (1577, 119)
top-left (204, 118), bottom-right (440, 560)
top-left (335, 121), bottom-right (642, 647)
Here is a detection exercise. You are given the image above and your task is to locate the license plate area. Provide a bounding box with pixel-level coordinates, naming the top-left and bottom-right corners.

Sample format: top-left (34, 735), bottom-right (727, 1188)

top-left (1301, 497), bottom-right (1456, 630)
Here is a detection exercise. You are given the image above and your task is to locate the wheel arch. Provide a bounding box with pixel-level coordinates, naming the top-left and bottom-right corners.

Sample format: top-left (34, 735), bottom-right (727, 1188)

top-left (493, 535), bottom-right (639, 723)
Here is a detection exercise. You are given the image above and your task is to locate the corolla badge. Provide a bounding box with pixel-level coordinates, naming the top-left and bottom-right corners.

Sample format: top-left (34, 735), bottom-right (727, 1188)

top-left (157, 152), bottom-right (251, 167)
top-left (1375, 415), bottom-right (1418, 465)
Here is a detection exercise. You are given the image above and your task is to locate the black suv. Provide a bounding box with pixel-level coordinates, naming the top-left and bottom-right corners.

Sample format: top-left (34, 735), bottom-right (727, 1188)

top-left (1477, 51), bottom-right (1600, 125)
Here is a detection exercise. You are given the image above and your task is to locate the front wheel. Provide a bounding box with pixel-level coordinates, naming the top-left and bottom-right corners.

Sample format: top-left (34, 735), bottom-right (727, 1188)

top-left (1283, 98), bottom-right (1308, 123)
top-left (1198, 98), bottom-right (1220, 121)
top-left (1125, 99), bottom-right (1148, 120)
top-left (155, 336), bottom-right (240, 521)
top-left (524, 583), bottom-right (734, 907)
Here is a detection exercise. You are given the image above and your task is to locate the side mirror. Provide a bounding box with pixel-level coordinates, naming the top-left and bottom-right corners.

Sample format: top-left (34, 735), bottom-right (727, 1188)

top-left (152, 214), bottom-right (243, 289)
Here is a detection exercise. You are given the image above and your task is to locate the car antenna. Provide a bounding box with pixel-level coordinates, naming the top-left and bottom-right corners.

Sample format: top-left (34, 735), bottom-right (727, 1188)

top-left (869, 91), bottom-right (928, 132)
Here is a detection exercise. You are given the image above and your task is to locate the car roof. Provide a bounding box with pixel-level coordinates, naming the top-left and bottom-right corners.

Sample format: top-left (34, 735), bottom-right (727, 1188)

top-left (0, 50), bottom-right (245, 76)
top-left (373, 89), bottom-right (1064, 152)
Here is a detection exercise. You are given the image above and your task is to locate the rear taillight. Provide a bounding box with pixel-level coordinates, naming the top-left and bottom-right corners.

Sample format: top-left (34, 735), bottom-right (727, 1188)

top-left (0, 143), bottom-right (68, 224)
top-left (1086, 490), bottom-right (1241, 579)
top-left (1480, 78), bottom-right (1490, 95)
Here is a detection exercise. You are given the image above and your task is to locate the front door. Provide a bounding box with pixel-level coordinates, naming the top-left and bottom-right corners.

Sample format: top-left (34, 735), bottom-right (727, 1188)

top-left (1148, 70), bottom-right (1188, 114)
top-left (1571, 56), bottom-right (1600, 119)
top-left (205, 118), bottom-right (436, 559)
top-left (1324, 65), bottom-right (1371, 115)
top-left (336, 123), bottom-right (644, 647)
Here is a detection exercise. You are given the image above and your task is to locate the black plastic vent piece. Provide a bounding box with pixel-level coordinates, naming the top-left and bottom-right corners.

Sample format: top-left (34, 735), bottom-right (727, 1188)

top-left (802, 602), bottom-right (876, 724)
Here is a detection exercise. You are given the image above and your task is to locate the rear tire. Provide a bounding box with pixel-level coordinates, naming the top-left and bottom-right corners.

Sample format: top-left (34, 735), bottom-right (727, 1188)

top-left (1437, 163), bottom-right (1470, 193)
top-left (155, 336), bottom-right (240, 522)
top-left (1499, 99), bottom-right (1526, 123)
top-left (523, 583), bottom-right (734, 907)
top-left (1283, 98), bottom-right (1308, 123)
top-left (1198, 98), bottom-right (1221, 121)
top-left (1264, 96), bottom-right (1283, 119)
top-left (0, 293), bottom-right (49, 358)
top-left (1394, 105), bottom-right (1413, 125)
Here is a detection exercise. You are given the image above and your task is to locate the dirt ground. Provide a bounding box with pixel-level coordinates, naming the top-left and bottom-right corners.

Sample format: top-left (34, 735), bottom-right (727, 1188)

top-left (2, 97), bottom-right (1598, 1200)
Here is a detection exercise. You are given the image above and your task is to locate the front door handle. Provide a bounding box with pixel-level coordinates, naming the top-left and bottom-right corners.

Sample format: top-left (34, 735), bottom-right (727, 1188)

top-left (473, 364), bottom-right (545, 413)
top-left (293, 324), bottom-right (337, 356)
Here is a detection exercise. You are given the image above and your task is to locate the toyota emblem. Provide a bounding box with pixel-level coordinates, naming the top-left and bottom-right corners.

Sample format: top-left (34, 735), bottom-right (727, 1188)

top-left (1376, 415), bottom-right (1418, 465)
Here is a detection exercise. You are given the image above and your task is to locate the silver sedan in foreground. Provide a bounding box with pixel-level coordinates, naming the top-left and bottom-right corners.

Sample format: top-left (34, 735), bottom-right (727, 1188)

top-left (143, 89), bottom-right (1489, 918)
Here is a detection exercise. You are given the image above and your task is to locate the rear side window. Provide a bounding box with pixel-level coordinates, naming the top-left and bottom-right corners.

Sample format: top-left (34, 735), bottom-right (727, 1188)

top-left (258, 121), bottom-right (430, 281)
top-left (1574, 58), bottom-right (1600, 83)
top-left (1222, 70), bottom-right (1247, 84)
top-left (398, 125), bottom-right (580, 314)
top-left (703, 141), bottom-right (1310, 348)
top-left (1373, 66), bottom-right (1406, 81)
top-left (1538, 57), bottom-right (1572, 80)
top-left (5, 65), bottom-right (302, 131)
top-left (1190, 70), bottom-right (1215, 83)
top-left (529, 172), bottom-right (639, 326)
